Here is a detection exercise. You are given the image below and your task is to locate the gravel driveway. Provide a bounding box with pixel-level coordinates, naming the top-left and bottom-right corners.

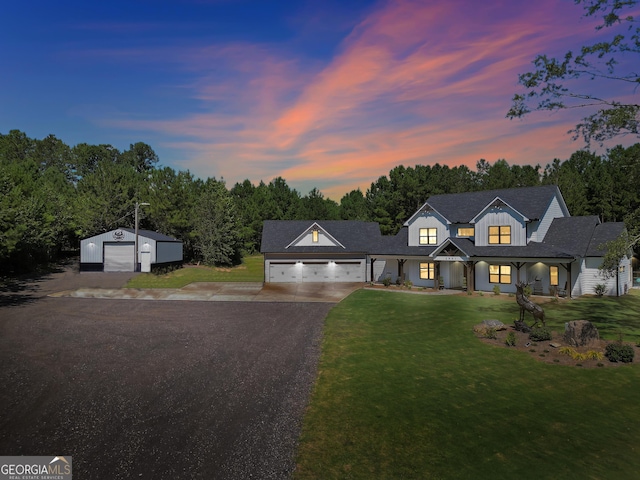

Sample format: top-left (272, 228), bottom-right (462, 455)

top-left (0, 268), bottom-right (332, 479)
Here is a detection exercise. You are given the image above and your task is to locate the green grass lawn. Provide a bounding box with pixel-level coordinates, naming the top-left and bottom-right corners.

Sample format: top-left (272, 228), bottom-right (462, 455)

top-left (294, 290), bottom-right (640, 479)
top-left (125, 255), bottom-right (264, 288)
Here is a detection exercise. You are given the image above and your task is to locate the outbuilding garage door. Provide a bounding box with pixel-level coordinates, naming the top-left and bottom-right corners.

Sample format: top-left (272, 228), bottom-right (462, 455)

top-left (104, 243), bottom-right (135, 272)
top-left (268, 260), bottom-right (365, 283)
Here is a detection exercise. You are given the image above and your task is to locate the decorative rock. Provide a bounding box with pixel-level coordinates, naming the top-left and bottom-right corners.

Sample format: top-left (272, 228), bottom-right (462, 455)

top-left (482, 319), bottom-right (507, 331)
top-left (514, 319), bottom-right (531, 333)
top-left (563, 320), bottom-right (600, 348)
top-left (549, 342), bottom-right (561, 348)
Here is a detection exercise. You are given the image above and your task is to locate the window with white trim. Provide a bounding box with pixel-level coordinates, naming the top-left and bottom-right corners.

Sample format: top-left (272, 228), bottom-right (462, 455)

top-left (488, 225), bottom-right (511, 244)
top-left (419, 228), bottom-right (437, 245)
top-left (489, 264), bottom-right (511, 284)
top-left (420, 263), bottom-right (435, 280)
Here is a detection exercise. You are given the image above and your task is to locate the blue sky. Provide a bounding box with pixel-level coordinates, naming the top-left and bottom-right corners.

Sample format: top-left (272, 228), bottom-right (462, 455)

top-left (1, 0), bottom-right (634, 199)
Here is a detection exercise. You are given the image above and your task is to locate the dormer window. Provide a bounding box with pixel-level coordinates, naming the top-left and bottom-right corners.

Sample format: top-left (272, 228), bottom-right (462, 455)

top-left (419, 228), bottom-right (437, 245)
top-left (488, 226), bottom-right (511, 244)
top-left (458, 227), bottom-right (474, 237)
top-left (312, 230), bottom-right (319, 243)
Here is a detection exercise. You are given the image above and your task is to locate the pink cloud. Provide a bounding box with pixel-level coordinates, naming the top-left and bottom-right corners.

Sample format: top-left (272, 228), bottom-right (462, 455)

top-left (94, 0), bottom-right (631, 199)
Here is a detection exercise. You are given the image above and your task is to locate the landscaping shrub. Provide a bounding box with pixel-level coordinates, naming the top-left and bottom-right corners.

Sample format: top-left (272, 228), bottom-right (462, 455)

top-left (605, 343), bottom-right (635, 363)
top-left (482, 327), bottom-right (497, 339)
top-left (505, 331), bottom-right (516, 346)
top-left (383, 277), bottom-right (392, 287)
top-left (529, 326), bottom-right (552, 342)
top-left (594, 283), bottom-right (607, 296)
top-left (492, 285), bottom-right (501, 295)
top-left (404, 280), bottom-right (413, 289)
top-left (586, 350), bottom-right (604, 361)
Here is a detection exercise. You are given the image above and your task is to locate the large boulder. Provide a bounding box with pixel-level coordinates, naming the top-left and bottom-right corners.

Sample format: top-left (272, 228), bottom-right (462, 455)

top-left (482, 319), bottom-right (507, 330)
top-left (473, 319), bottom-right (507, 336)
top-left (563, 320), bottom-right (600, 348)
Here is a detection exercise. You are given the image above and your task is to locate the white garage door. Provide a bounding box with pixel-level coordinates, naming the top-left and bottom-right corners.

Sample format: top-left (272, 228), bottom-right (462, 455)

top-left (333, 261), bottom-right (365, 282)
top-left (302, 263), bottom-right (331, 282)
top-left (104, 243), bottom-right (135, 272)
top-left (268, 260), bottom-right (366, 283)
top-left (269, 262), bottom-right (300, 283)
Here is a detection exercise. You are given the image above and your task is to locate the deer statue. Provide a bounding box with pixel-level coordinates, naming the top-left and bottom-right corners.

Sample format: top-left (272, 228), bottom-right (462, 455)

top-left (515, 281), bottom-right (545, 329)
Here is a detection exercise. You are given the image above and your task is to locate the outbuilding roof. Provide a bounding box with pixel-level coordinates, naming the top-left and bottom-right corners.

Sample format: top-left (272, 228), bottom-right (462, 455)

top-left (120, 228), bottom-right (181, 242)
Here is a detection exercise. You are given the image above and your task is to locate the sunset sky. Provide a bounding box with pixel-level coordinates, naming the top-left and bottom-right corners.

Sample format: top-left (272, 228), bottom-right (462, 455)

top-left (1, 0), bottom-right (633, 199)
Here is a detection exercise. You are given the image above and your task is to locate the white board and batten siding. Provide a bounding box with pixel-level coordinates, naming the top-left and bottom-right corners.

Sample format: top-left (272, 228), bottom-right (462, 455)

top-left (474, 208), bottom-right (527, 247)
top-left (406, 212), bottom-right (449, 247)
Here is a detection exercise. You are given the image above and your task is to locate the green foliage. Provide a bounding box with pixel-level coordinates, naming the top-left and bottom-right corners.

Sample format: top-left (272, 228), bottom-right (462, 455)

top-left (594, 283), bottom-right (607, 296)
top-left (382, 276), bottom-right (392, 287)
top-left (2, 127), bottom-right (640, 276)
top-left (529, 326), bottom-right (552, 342)
top-left (404, 280), bottom-right (413, 289)
top-left (508, 0), bottom-right (640, 147)
top-left (605, 343), bottom-right (635, 363)
top-left (505, 331), bottom-right (517, 346)
top-left (194, 179), bottom-right (242, 267)
top-left (126, 255), bottom-right (264, 288)
top-left (492, 284), bottom-right (501, 295)
top-left (483, 327), bottom-right (498, 340)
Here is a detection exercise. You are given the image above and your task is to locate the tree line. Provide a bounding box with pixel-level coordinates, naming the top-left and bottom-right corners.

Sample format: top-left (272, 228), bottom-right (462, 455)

top-left (1, 129), bottom-right (639, 273)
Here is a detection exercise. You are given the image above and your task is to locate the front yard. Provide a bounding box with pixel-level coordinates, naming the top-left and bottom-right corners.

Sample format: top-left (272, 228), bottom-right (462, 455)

top-left (294, 289), bottom-right (640, 479)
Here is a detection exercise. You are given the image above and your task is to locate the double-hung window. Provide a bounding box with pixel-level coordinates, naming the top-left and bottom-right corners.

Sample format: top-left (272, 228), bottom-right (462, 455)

top-left (489, 265), bottom-right (511, 284)
top-left (419, 228), bottom-right (437, 245)
top-left (549, 266), bottom-right (559, 286)
top-left (420, 263), bottom-right (435, 280)
top-left (488, 226), bottom-right (511, 244)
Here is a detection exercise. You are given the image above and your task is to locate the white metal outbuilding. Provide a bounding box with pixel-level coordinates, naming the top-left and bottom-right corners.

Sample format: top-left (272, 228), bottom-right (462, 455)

top-left (80, 228), bottom-right (183, 272)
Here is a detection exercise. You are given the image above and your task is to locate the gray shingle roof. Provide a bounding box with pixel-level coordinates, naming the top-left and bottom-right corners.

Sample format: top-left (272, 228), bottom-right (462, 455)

top-left (419, 185), bottom-right (563, 224)
top-left (586, 222), bottom-right (626, 256)
top-left (541, 216), bottom-right (600, 257)
top-left (261, 220), bottom-right (382, 253)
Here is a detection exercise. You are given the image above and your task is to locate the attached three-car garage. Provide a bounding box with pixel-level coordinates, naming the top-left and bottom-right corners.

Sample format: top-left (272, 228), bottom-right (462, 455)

top-left (261, 220), bottom-right (380, 284)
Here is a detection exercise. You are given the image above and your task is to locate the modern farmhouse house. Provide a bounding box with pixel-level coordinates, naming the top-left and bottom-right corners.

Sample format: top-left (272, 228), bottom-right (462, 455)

top-left (261, 185), bottom-right (632, 297)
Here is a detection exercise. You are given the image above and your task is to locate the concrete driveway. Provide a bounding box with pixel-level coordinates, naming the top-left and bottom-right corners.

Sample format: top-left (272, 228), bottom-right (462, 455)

top-left (0, 265), bottom-right (341, 479)
top-left (52, 279), bottom-right (361, 303)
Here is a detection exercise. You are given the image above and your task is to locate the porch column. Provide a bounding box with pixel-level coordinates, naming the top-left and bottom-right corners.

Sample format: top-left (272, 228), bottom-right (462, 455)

top-left (467, 261), bottom-right (475, 293)
top-left (398, 259), bottom-right (407, 282)
top-left (511, 262), bottom-right (524, 283)
top-left (435, 261), bottom-right (441, 290)
top-left (560, 262), bottom-right (572, 298)
top-left (370, 258), bottom-right (376, 282)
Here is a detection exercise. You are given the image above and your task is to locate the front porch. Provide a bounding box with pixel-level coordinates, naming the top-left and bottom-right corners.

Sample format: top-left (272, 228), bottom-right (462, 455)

top-left (370, 256), bottom-right (575, 298)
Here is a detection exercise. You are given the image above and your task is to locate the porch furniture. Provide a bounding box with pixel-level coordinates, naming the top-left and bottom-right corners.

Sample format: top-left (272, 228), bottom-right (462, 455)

top-left (557, 281), bottom-right (568, 297)
top-left (533, 279), bottom-right (543, 296)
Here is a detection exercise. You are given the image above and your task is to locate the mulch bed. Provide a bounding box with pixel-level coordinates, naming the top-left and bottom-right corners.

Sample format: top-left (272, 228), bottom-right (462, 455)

top-left (476, 325), bottom-right (640, 368)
